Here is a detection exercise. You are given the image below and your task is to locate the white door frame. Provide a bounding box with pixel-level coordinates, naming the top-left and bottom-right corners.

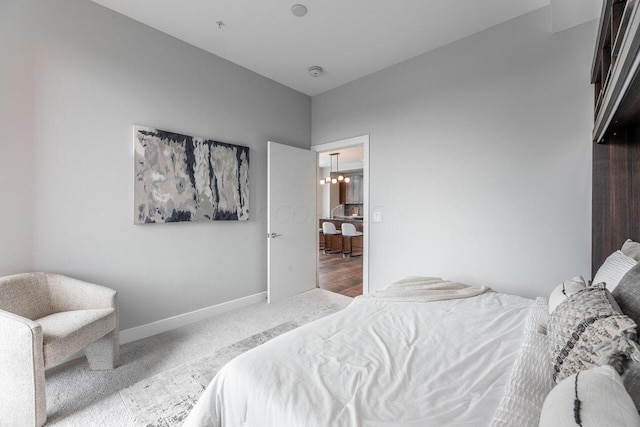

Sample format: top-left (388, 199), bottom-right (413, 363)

top-left (312, 135), bottom-right (370, 294)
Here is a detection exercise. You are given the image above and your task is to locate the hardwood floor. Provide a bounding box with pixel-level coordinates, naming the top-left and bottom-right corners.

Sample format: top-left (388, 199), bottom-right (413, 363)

top-left (318, 251), bottom-right (363, 297)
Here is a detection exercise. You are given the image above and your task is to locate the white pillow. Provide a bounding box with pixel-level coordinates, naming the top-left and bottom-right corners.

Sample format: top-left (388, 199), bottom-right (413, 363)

top-left (593, 250), bottom-right (637, 291)
top-left (622, 239), bottom-right (640, 262)
top-left (548, 276), bottom-right (586, 314)
top-left (539, 365), bottom-right (640, 427)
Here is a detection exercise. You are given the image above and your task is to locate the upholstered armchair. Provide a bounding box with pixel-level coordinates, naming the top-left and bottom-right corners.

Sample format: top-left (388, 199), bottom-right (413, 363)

top-left (0, 273), bottom-right (119, 427)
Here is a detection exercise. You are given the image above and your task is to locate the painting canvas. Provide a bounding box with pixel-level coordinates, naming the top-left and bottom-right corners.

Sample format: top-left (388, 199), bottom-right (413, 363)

top-left (134, 126), bottom-right (249, 223)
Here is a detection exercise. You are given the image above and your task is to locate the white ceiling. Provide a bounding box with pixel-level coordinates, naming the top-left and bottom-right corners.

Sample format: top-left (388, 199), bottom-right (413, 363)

top-left (90, 0), bottom-right (600, 96)
top-left (318, 146), bottom-right (364, 170)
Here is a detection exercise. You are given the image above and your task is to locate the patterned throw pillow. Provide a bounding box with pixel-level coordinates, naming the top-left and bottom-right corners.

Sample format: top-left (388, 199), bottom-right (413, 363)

top-left (613, 263), bottom-right (640, 409)
top-left (547, 284), bottom-right (640, 383)
top-left (613, 263), bottom-right (640, 329)
top-left (622, 362), bottom-right (640, 411)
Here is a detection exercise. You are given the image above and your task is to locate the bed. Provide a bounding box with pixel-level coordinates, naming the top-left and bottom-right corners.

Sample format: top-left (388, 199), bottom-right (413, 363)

top-left (183, 280), bottom-right (552, 427)
top-left (182, 272), bottom-right (640, 427)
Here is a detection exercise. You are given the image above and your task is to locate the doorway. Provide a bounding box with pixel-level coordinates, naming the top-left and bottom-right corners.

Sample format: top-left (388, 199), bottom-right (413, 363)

top-left (312, 135), bottom-right (370, 296)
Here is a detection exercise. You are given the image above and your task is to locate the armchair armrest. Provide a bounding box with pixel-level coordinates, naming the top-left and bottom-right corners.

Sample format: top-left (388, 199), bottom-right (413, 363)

top-left (0, 309), bottom-right (46, 426)
top-left (46, 273), bottom-right (117, 312)
top-left (0, 308), bottom-right (43, 341)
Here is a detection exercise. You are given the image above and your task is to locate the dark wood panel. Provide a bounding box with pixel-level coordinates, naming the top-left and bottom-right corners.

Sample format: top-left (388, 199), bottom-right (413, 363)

top-left (592, 0), bottom-right (612, 83)
top-left (345, 235), bottom-right (363, 257)
top-left (592, 0), bottom-right (640, 277)
top-left (610, 66), bottom-right (640, 127)
top-left (591, 0), bottom-right (640, 141)
top-left (321, 233), bottom-right (343, 253)
top-left (592, 127), bottom-right (640, 275)
top-left (612, 1), bottom-right (626, 54)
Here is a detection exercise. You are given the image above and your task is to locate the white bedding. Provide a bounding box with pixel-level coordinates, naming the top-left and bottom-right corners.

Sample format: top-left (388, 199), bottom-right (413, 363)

top-left (490, 297), bottom-right (552, 427)
top-left (183, 291), bottom-right (534, 427)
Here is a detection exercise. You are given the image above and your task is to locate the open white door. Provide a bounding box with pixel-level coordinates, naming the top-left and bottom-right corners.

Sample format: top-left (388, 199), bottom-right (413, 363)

top-left (267, 141), bottom-right (317, 303)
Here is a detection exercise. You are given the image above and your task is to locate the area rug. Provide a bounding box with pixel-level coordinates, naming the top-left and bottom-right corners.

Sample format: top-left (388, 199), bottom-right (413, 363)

top-left (120, 303), bottom-right (344, 426)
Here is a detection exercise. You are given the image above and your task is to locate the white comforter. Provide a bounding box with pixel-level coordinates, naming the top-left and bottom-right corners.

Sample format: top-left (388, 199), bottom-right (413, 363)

top-left (183, 292), bottom-right (532, 427)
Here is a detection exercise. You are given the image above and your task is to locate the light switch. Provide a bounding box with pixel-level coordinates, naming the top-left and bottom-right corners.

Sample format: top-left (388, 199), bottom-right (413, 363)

top-left (373, 211), bottom-right (383, 223)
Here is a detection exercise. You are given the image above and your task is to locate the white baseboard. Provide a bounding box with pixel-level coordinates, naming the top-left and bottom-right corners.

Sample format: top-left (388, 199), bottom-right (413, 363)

top-left (119, 291), bottom-right (268, 344)
top-left (62, 291), bottom-right (267, 364)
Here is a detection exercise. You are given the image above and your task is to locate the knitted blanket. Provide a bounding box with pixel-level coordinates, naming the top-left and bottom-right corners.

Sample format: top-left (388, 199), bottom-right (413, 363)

top-left (356, 276), bottom-right (490, 303)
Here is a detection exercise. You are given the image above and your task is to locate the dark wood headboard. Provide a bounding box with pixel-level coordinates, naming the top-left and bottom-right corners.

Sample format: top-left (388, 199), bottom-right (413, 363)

top-left (591, 0), bottom-right (640, 276)
top-left (592, 132), bottom-right (640, 275)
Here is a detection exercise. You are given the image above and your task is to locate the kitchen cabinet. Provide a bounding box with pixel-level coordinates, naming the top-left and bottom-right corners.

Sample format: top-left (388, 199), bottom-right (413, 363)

top-left (339, 175), bottom-right (363, 204)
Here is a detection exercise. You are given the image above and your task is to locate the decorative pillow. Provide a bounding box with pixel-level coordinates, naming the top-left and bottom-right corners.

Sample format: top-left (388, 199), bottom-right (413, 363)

top-left (622, 239), bottom-right (640, 262)
top-left (548, 276), bottom-right (586, 314)
top-left (547, 284), bottom-right (640, 383)
top-left (539, 365), bottom-right (640, 427)
top-left (613, 263), bottom-right (640, 328)
top-left (593, 250), bottom-right (637, 291)
top-left (622, 361), bottom-right (640, 411)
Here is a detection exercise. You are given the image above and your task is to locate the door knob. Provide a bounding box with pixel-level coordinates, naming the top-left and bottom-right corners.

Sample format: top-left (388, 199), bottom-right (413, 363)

top-left (269, 233), bottom-right (282, 238)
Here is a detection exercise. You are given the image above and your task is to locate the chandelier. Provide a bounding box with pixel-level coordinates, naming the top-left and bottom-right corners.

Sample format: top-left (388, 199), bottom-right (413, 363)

top-left (320, 153), bottom-right (350, 185)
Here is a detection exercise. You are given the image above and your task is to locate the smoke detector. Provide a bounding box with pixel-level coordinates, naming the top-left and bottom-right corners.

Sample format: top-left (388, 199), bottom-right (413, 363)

top-left (291, 4), bottom-right (308, 17)
top-left (308, 66), bottom-right (323, 77)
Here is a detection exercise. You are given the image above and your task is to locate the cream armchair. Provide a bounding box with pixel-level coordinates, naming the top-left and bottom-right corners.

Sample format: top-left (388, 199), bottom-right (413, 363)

top-left (0, 273), bottom-right (119, 427)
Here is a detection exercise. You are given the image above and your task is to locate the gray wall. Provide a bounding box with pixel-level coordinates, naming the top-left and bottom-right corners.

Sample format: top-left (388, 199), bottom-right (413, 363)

top-left (0, 1), bottom-right (598, 327)
top-left (312, 7), bottom-right (596, 298)
top-left (0, 2), bottom-right (35, 275)
top-left (0, 0), bottom-right (311, 329)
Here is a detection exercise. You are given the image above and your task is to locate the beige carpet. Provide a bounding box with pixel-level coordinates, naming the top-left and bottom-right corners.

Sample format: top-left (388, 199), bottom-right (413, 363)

top-left (120, 321), bottom-right (301, 427)
top-left (44, 289), bottom-right (352, 426)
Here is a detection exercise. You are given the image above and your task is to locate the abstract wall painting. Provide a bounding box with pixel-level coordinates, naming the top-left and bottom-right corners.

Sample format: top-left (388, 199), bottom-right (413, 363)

top-left (134, 126), bottom-right (249, 224)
